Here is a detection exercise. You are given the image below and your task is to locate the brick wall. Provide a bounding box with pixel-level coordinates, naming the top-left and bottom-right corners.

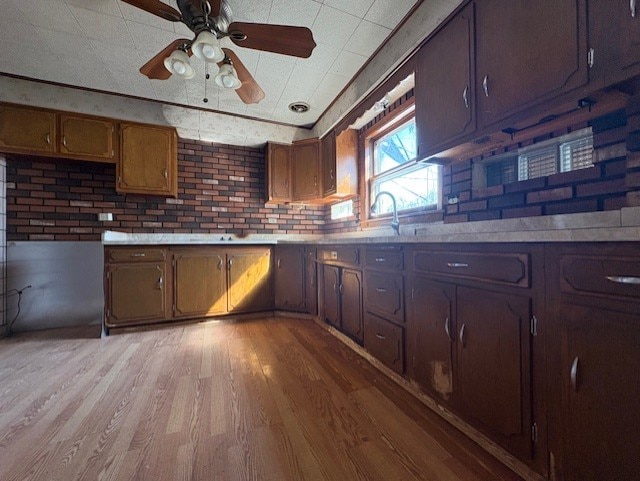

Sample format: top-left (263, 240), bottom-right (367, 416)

top-left (6, 139), bottom-right (325, 241)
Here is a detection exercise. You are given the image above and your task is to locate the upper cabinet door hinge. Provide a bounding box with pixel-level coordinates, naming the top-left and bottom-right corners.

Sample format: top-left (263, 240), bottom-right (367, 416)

top-left (588, 48), bottom-right (595, 68)
top-left (531, 422), bottom-right (538, 443)
top-left (530, 315), bottom-right (538, 336)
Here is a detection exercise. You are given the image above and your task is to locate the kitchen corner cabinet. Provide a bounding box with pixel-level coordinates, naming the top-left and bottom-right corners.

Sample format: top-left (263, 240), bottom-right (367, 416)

top-left (545, 244), bottom-right (640, 481)
top-left (275, 245), bottom-right (306, 311)
top-left (117, 123), bottom-right (178, 197)
top-left (292, 138), bottom-right (320, 201)
top-left (0, 104), bottom-right (56, 155)
top-left (475, 0), bottom-right (587, 129)
top-left (321, 129), bottom-right (358, 199)
top-left (416, 2), bottom-right (476, 158)
top-left (266, 142), bottom-right (292, 203)
top-left (227, 249), bottom-right (273, 312)
top-left (104, 247), bottom-right (168, 327)
top-left (59, 114), bottom-right (116, 163)
top-left (588, 0), bottom-right (640, 87)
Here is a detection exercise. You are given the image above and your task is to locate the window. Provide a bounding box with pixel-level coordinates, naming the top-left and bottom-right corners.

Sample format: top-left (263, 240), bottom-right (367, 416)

top-left (480, 128), bottom-right (594, 186)
top-left (368, 117), bottom-right (440, 216)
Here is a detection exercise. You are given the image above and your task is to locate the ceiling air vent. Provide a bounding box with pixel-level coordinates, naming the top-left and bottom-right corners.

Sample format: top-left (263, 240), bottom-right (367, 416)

top-left (289, 102), bottom-right (310, 113)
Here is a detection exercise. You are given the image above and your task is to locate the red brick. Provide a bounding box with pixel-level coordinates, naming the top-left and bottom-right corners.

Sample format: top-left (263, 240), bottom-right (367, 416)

top-left (502, 205), bottom-right (543, 219)
top-left (576, 178), bottom-right (627, 196)
top-left (545, 199), bottom-right (598, 215)
top-left (459, 200), bottom-right (487, 212)
top-left (527, 187), bottom-right (574, 203)
top-left (547, 166), bottom-right (601, 186)
top-left (473, 184), bottom-right (505, 198)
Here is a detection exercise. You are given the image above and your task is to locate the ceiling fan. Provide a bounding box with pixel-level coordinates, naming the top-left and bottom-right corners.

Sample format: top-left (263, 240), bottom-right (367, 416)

top-left (122, 0), bottom-right (317, 104)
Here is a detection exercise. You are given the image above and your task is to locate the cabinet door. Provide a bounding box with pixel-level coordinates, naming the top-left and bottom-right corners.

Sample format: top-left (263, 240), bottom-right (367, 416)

top-left (118, 123), bottom-right (177, 196)
top-left (227, 249), bottom-right (273, 313)
top-left (364, 313), bottom-right (404, 374)
top-left (321, 131), bottom-right (336, 197)
top-left (588, 0), bottom-right (640, 86)
top-left (560, 304), bottom-right (640, 481)
top-left (416, 3), bottom-right (475, 157)
top-left (292, 139), bottom-right (320, 201)
top-left (364, 271), bottom-right (404, 324)
top-left (105, 263), bottom-right (166, 326)
top-left (0, 105), bottom-right (56, 154)
top-left (322, 265), bottom-right (341, 328)
top-left (333, 129), bottom-right (358, 198)
top-left (475, 0), bottom-right (587, 128)
top-left (305, 248), bottom-right (318, 315)
top-left (341, 269), bottom-right (363, 342)
top-left (409, 277), bottom-right (456, 403)
top-left (173, 250), bottom-right (227, 318)
top-left (266, 142), bottom-right (292, 202)
top-left (456, 286), bottom-right (533, 460)
top-left (274, 246), bottom-right (305, 310)
top-left (59, 114), bottom-right (116, 162)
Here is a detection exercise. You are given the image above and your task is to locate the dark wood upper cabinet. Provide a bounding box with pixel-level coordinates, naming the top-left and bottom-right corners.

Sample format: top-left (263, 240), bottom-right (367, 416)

top-left (475, 0), bottom-right (587, 128)
top-left (292, 138), bottom-right (320, 201)
top-left (321, 129), bottom-right (358, 199)
top-left (321, 131), bottom-right (337, 197)
top-left (588, 0), bottom-right (640, 87)
top-left (266, 142), bottom-right (292, 203)
top-left (416, 2), bottom-right (476, 157)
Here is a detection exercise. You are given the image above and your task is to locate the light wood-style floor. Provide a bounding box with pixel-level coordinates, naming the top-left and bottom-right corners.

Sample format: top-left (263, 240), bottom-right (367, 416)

top-left (0, 317), bottom-right (522, 481)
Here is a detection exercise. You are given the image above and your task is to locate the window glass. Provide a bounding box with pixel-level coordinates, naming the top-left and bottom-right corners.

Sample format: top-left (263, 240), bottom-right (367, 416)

top-left (373, 120), bottom-right (418, 174)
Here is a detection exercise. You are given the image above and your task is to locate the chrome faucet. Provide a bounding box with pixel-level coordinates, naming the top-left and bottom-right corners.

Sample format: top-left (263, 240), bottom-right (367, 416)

top-left (371, 191), bottom-right (400, 235)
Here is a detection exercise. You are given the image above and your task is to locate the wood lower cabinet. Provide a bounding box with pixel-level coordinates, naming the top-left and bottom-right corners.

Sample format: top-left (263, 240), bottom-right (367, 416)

top-left (364, 271), bottom-right (404, 324)
top-left (0, 104), bottom-right (56, 155)
top-left (364, 312), bottom-right (404, 374)
top-left (59, 114), bottom-right (116, 162)
top-left (118, 123), bottom-right (177, 197)
top-left (305, 247), bottom-right (318, 315)
top-left (546, 243), bottom-right (640, 481)
top-left (321, 258), bottom-right (363, 343)
top-left (173, 249), bottom-right (227, 318)
top-left (227, 249), bottom-right (273, 313)
top-left (322, 265), bottom-right (341, 329)
top-left (105, 249), bottom-right (168, 327)
top-left (275, 245), bottom-right (306, 311)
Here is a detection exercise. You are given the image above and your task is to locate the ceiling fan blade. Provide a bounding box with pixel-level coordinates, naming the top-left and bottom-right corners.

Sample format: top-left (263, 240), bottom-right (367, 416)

top-left (228, 23), bottom-right (316, 58)
top-left (140, 39), bottom-right (191, 80)
top-left (121, 0), bottom-right (182, 22)
top-left (209, 0), bottom-right (221, 17)
top-left (221, 48), bottom-right (265, 104)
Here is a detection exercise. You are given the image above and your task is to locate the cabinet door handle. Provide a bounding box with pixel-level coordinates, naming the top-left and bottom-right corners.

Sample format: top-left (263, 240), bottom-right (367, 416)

top-left (333, 282), bottom-right (337, 293)
top-left (375, 333), bottom-right (386, 340)
top-left (310, 272), bottom-right (315, 288)
top-left (447, 262), bottom-right (469, 268)
top-left (632, 0), bottom-right (637, 17)
top-left (217, 258), bottom-right (223, 270)
top-left (570, 356), bottom-right (580, 392)
top-left (482, 75), bottom-right (489, 97)
top-left (228, 258), bottom-right (233, 270)
top-left (277, 258), bottom-right (281, 269)
top-left (158, 276), bottom-right (163, 290)
top-left (62, 136), bottom-right (67, 147)
top-left (444, 316), bottom-right (453, 342)
top-left (375, 257), bottom-right (386, 263)
top-left (130, 253), bottom-right (146, 257)
top-left (45, 133), bottom-right (51, 145)
top-left (605, 275), bottom-right (640, 285)
top-left (314, 175), bottom-right (318, 186)
top-left (463, 86), bottom-right (469, 108)
top-left (339, 284), bottom-right (344, 295)
top-left (375, 288), bottom-right (387, 293)
top-left (163, 169), bottom-right (168, 179)
top-left (285, 178), bottom-right (289, 188)
top-left (459, 324), bottom-right (467, 347)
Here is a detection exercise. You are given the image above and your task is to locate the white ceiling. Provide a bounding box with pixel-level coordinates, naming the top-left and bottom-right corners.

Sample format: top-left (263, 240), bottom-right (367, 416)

top-left (0, 0), bottom-right (419, 127)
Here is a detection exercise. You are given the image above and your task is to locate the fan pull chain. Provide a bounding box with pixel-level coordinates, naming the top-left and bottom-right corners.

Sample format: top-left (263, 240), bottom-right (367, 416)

top-left (203, 63), bottom-right (210, 103)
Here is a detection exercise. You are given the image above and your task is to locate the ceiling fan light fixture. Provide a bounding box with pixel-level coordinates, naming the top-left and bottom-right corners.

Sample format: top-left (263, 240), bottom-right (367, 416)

top-left (214, 63), bottom-right (242, 89)
top-left (163, 49), bottom-right (195, 79)
top-left (192, 31), bottom-right (225, 63)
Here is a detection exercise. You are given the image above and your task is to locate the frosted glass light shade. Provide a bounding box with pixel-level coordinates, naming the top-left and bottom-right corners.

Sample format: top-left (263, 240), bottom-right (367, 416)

top-left (214, 64), bottom-right (241, 89)
top-left (192, 31), bottom-right (224, 63)
top-left (163, 50), bottom-right (195, 79)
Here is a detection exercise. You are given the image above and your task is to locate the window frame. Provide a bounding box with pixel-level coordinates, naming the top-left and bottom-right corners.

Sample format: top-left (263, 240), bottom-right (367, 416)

top-left (362, 100), bottom-right (441, 226)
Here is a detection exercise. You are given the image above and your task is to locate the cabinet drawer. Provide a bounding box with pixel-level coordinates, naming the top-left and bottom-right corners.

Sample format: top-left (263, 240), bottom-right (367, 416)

top-left (106, 248), bottom-right (166, 263)
top-left (365, 247), bottom-right (403, 270)
top-left (560, 255), bottom-right (640, 300)
top-left (364, 313), bottom-right (404, 374)
top-left (319, 246), bottom-right (360, 266)
top-left (413, 250), bottom-right (529, 287)
top-left (364, 271), bottom-right (404, 324)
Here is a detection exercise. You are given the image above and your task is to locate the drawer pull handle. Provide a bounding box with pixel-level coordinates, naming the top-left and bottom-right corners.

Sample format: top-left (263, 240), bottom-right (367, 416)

top-left (463, 86), bottom-right (469, 109)
top-left (376, 288), bottom-right (387, 293)
top-left (45, 133), bottom-right (51, 145)
top-left (482, 75), bottom-right (489, 97)
top-left (459, 324), bottom-right (467, 348)
top-left (570, 356), bottom-right (580, 392)
top-left (447, 262), bottom-right (469, 268)
top-left (375, 333), bottom-right (386, 340)
top-left (131, 253), bottom-right (146, 257)
top-left (375, 257), bottom-right (386, 262)
top-left (605, 275), bottom-right (640, 285)
top-left (444, 316), bottom-right (453, 342)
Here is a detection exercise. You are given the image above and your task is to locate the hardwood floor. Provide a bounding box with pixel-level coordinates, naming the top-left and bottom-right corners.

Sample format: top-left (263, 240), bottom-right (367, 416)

top-left (0, 317), bottom-right (523, 481)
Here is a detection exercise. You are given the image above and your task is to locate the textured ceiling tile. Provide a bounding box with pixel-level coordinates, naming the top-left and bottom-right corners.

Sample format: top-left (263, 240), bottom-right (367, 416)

top-left (1, 0), bottom-right (30, 24)
top-left (365, 0), bottom-right (417, 29)
top-left (328, 50), bottom-right (367, 79)
top-left (345, 19), bottom-right (391, 57)
top-left (65, 0), bottom-right (122, 17)
top-left (16, 0), bottom-right (84, 36)
top-left (229, 0), bottom-right (271, 23)
top-left (312, 5), bottom-right (361, 50)
top-left (118, 2), bottom-right (176, 32)
top-left (323, 0), bottom-right (375, 19)
top-left (127, 21), bottom-right (183, 50)
top-left (69, 6), bottom-right (134, 48)
top-left (268, 0), bottom-right (321, 28)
